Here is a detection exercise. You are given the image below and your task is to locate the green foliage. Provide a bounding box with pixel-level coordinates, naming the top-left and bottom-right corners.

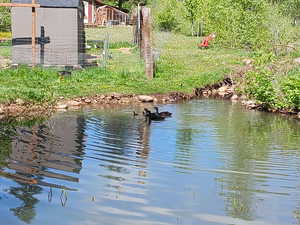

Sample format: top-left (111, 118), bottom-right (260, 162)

top-left (251, 50), bottom-right (276, 65)
top-left (153, 0), bottom-right (179, 31)
top-left (0, 40), bottom-right (11, 47)
top-left (102, 0), bottom-right (151, 10)
top-left (0, 29), bottom-right (247, 104)
top-left (152, 0), bottom-right (299, 49)
top-left (279, 70), bottom-right (300, 109)
top-left (244, 67), bottom-right (300, 110)
top-left (0, 3), bottom-right (11, 32)
top-left (265, 4), bottom-right (298, 55)
top-left (245, 69), bottom-right (276, 107)
top-left (277, 0), bottom-right (300, 24)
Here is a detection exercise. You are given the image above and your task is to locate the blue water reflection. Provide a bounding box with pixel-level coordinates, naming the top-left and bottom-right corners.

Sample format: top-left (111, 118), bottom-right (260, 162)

top-left (0, 100), bottom-right (299, 225)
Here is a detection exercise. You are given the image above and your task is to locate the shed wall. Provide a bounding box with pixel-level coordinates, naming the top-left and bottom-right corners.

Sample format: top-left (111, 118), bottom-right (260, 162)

top-left (12, 7), bottom-right (81, 66)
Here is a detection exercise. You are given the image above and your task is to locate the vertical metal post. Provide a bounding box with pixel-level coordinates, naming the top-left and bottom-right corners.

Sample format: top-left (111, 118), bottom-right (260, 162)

top-left (40, 26), bottom-right (45, 64)
top-left (32, 0), bottom-right (36, 66)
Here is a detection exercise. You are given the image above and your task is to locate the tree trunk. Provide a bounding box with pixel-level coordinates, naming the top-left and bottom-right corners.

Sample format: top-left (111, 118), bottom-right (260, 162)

top-left (191, 21), bottom-right (194, 36)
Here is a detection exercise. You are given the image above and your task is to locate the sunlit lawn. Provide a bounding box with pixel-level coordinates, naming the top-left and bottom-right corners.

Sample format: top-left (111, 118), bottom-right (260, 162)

top-left (0, 27), bottom-right (249, 103)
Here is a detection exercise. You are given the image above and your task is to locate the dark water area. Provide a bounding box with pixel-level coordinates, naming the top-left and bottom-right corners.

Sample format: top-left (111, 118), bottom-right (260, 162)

top-left (0, 99), bottom-right (300, 225)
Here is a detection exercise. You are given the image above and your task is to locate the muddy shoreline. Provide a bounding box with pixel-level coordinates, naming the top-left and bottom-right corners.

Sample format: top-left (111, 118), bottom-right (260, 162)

top-left (0, 92), bottom-right (194, 121)
top-left (0, 78), bottom-right (299, 121)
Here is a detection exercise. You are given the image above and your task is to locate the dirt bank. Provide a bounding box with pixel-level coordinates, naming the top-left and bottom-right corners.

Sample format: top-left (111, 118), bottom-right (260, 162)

top-left (0, 73), bottom-right (299, 121)
top-left (0, 92), bottom-right (194, 120)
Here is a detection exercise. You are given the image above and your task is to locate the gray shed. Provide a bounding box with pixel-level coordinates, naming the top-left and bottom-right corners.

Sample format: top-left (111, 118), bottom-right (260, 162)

top-left (12, 0), bottom-right (85, 67)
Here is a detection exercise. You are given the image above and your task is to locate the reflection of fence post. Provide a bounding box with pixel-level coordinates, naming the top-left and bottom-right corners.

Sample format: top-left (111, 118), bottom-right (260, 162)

top-left (141, 7), bottom-right (154, 80)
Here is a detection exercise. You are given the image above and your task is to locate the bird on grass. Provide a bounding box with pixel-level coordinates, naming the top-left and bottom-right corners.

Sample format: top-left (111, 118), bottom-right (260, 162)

top-left (153, 106), bottom-right (172, 118)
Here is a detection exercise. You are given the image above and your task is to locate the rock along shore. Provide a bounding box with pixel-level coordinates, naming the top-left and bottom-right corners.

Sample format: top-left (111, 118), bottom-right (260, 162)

top-left (0, 92), bottom-right (194, 120)
top-left (0, 78), bottom-right (299, 120)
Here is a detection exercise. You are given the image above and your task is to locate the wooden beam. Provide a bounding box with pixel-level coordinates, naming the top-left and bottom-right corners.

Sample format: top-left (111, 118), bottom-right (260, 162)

top-left (0, 3), bottom-right (40, 7)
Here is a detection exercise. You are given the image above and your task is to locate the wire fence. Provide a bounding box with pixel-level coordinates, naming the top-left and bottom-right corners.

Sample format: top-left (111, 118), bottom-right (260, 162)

top-left (0, 34), bottom-right (112, 68)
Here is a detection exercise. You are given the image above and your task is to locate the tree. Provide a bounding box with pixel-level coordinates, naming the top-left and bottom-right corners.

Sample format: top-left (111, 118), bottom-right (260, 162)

top-left (103, 0), bottom-right (149, 11)
top-left (183, 0), bottom-right (202, 36)
top-left (280, 0), bottom-right (300, 24)
top-left (0, 1), bottom-right (11, 32)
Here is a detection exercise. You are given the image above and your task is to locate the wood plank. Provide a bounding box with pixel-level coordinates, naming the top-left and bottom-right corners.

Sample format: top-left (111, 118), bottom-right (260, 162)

top-left (0, 3), bottom-right (40, 7)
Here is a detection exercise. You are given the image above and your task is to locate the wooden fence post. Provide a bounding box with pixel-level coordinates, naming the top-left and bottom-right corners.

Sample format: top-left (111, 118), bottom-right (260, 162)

top-left (141, 7), bottom-right (154, 80)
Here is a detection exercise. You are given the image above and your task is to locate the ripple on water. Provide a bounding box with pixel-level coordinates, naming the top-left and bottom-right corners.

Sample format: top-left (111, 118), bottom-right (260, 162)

top-left (0, 100), bottom-right (299, 225)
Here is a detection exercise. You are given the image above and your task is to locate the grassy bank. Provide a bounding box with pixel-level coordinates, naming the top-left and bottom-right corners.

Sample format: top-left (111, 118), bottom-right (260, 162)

top-left (0, 27), bottom-right (247, 104)
top-left (238, 50), bottom-right (300, 111)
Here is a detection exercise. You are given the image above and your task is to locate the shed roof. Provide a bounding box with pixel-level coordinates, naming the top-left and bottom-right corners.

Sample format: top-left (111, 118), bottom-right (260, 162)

top-left (12, 0), bottom-right (81, 8)
top-left (97, 5), bottom-right (128, 15)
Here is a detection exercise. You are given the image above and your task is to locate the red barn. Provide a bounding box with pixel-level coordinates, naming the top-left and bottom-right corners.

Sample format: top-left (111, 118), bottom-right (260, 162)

top-left (84, 0), bottom-right (129, 26)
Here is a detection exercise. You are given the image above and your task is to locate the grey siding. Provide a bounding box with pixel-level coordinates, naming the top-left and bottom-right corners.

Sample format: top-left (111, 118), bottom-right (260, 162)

top-left (12, 7), bottom-right (82, 66)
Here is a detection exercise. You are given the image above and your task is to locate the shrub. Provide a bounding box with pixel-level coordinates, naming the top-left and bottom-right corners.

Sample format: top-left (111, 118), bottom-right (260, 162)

top-left (280, 71), bottom-right (300, 110)
top-left (0, 7), bottom-right (11, 32)
top-left (245, 69), bottom-right (276, 107)
top-left (153, 0), bottom-right (179, 31)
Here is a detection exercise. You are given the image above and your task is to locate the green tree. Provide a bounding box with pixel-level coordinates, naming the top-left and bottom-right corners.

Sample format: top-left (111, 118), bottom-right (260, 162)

top-left (183, 0), bottom-right (202, 36)
top-left (279, 0), bottom-right (300, 24)
top-left (0, 4), bottom-right (11, 32)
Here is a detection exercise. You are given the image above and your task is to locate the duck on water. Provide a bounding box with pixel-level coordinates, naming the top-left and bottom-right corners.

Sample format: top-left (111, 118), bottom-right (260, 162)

top-left (153, 107), bottom-right (172, 117)
top-left (143, 107), bottom-right (172, 121)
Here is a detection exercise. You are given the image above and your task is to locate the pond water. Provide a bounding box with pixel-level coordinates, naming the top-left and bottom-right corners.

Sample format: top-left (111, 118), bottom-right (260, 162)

top-left (0, 99), bottom-right (300, 225)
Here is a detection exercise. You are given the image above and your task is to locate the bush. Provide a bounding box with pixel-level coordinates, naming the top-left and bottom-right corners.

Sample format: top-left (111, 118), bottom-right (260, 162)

top-left (279, 71), bottom-right (300, 110)
top-left (152, 0), bottom-right (297, 50)
top-left (0, 8), bottom-right (11, 32)
top-left (153, 0), bottom-right (179, 31)
top-left (245, 69), bottom-right (276, 107)
top-left (243, 67), bottom-right (300, 110)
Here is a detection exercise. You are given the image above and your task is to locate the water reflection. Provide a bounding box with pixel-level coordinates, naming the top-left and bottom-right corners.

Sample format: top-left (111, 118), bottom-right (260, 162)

top-left (7, 115), bottom-right (85, 188)
top-left (213, 101), bottom-right (300, 222)
top-left (0, 101), bottom-right (299, 225)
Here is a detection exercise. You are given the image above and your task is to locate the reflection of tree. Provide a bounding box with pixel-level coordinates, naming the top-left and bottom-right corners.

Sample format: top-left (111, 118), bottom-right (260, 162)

top-left (214, 102), bottom-right (300, 220)
top-left (214, 104), bottom-right (269, 220)
top-left (175, 105), bottom-right (197, 172)
top-left (0, 121), bottom-right (16, 168)
top-left (0, 134), bottom-right (12, 168)
top-left (9, 183), bottom-right (42, 224)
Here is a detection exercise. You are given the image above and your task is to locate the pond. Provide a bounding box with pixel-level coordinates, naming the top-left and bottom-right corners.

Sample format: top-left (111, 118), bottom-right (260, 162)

top-left (0, 99), bottom-right (300, 225)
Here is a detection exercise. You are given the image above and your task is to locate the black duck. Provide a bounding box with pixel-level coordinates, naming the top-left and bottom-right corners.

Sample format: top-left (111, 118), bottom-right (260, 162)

top-left (143, 108), bottom-right (165, 121)
top-left (154, 107), bottom-right (172, 117)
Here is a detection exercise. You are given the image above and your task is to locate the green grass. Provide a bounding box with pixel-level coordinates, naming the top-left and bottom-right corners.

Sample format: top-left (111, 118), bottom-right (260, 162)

top-left (0, 27), bottom-right (249, 104)
top-left (0, 46), bottom-right (11, 58)
top-left (86, 27), bottom-right (133, 43)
